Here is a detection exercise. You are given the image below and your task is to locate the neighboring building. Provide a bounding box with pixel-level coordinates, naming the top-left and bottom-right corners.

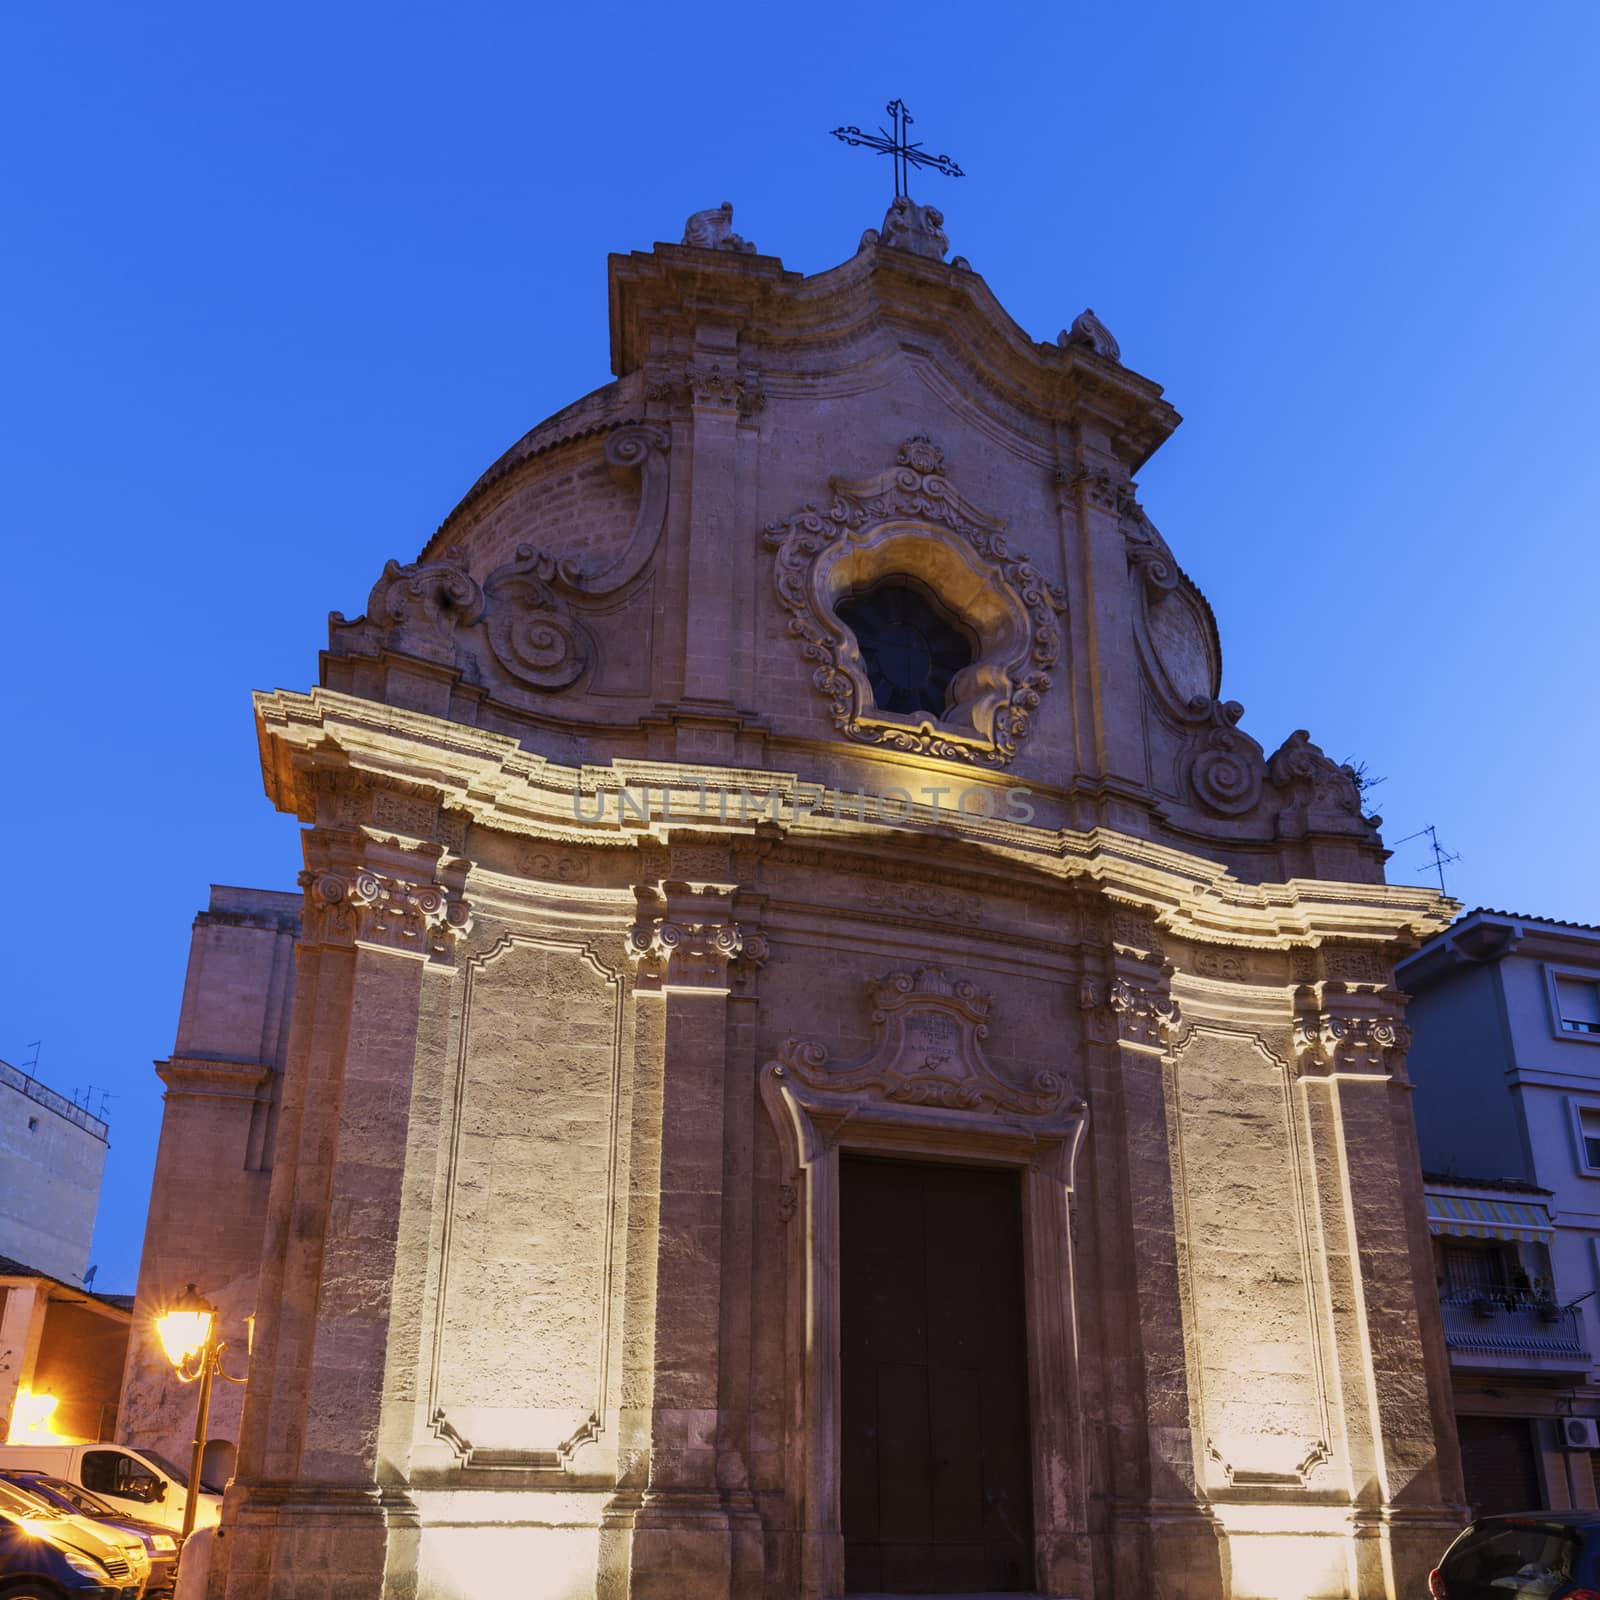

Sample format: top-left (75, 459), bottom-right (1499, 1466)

top-left (117, 886), bottom-right (298, 1483)
top-left (0, 1254), bottom-right (131, 1445)
top-left (140, 199), bottom-right (1465, 1600)
top-left (1422, 1173), bottom-right (1593, 1514)
top-left (0, 1056), bottom-right (109, 1285)
top-left (1405, 910), bottom-right (1600, 1516)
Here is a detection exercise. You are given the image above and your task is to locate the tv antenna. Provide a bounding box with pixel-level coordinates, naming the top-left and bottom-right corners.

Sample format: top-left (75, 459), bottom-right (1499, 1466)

top-left (21, 1041), bottom-right (40, 1073)
top-left (1392, 824), bottom-right (1462, 894)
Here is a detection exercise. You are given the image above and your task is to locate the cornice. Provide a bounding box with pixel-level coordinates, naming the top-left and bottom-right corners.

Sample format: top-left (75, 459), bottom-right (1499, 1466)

top-left (607, 240), bottom-right (1180, 470)
top-left (255, 687), bottom-right (1454, 952)
top-left (156, 1055), bottom-right (274, 1101)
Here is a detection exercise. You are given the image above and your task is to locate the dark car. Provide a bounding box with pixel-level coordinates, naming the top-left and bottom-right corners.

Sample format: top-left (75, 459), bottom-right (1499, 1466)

top-left (0, 1503), bottom-right (133, 1596)
top-left (0, 1472), bottom-right (177, 1597)
top-left (1430, 1512), bottom-right (1600, 1597)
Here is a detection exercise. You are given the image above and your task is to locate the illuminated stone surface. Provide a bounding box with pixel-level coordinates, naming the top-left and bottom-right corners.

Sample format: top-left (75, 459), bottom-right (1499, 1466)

top-left (162, 206), bottom-right (1468, 1599)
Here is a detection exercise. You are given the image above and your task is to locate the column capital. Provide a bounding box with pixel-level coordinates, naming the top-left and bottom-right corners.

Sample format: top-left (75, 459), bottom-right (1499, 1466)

top-left (1078, 975), bottom-right (1180, 1048)
top-left (1292, 1000), bottom-right (1411, 1076)
top-left (628, 882), bottom-right (767, 995)
top-left (297, 865), bottom-right (471, 959)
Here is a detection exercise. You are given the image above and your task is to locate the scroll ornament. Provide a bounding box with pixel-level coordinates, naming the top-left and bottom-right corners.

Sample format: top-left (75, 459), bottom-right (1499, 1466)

top-left (771, 966), bottom-right (1066, 1117)
top-left (328, 423), bottom-right (669, 693)
top-left (1268, 730), bottom-right (1365, 819)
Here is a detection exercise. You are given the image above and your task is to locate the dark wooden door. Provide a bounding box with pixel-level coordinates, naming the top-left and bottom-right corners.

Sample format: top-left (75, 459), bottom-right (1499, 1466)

top-left (840, 1156), bottom-right (1033, 1593)
top-left (1456, 1414), bottom-right (1541, 1518)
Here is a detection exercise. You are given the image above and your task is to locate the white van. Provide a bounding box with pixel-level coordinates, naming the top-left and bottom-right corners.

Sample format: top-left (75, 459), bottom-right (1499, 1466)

top-left (0, 1443), bottom-right (222, 1534)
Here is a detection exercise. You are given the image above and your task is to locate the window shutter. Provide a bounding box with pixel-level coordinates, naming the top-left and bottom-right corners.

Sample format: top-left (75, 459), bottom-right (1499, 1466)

top-left (1556, 977), bottom-right (1600, 1027)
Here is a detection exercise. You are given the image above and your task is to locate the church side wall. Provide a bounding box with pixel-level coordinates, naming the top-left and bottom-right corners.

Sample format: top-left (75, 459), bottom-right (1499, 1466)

top-left (120, 890), bottom-right (297, 1469)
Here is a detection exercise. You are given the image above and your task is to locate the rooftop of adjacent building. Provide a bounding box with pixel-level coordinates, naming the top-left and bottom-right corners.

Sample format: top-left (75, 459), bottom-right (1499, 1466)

top-left (0, 1252), bottom-right (133, 1316)
top-left (1423, 1171), bottom-right (1553, 1197)
top-left (1398, 906), bottom-right (1600, 989)
top-left (0, 1058), bottom-right (108, 1143)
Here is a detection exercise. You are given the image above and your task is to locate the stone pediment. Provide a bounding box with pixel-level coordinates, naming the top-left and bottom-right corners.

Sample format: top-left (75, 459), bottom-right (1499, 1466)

top-left (771, 965), bottom-right (1065, 1118)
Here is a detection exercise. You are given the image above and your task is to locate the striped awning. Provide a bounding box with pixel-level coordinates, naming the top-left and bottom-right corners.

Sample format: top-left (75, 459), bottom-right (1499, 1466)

top-left (1426, 1192), bottom-right (1554, 1243)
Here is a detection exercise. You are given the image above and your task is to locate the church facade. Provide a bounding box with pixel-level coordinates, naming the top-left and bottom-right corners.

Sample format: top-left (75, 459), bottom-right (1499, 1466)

top-left (176, 199), bottom-right (1465, 1600)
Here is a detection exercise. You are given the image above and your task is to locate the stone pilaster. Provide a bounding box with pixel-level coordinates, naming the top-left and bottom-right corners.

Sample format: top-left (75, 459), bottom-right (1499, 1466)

top-left (1293, 987), bottom-right (1466, 1600)
top-left (210, 830), bottom-right (470, 1600)
top-left (601, 877), bottom-right (766, 1600)
top-left (1078, 914), bottom-right (1226, 1600)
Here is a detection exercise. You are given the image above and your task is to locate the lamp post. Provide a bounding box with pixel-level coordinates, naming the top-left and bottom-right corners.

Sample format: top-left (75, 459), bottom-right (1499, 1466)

top-left (155, 1285), bottom-right (250, 1543)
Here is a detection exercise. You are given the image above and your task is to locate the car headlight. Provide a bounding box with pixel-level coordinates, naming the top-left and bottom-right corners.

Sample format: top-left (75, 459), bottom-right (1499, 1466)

top-left (152, 1533), bottom-right (177, 1551)
top-left (61, 1546), bottom-right (112, 1579)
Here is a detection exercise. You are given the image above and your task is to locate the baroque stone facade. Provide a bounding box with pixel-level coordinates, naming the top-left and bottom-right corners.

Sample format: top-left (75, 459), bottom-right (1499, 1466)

top-left (173, 200), bottom-right (1466, 1599)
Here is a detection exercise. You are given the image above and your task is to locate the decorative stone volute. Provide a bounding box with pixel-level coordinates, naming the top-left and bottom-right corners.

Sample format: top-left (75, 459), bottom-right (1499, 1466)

top-left (1060, 307), bottom-right (1121, 362)
top-left (863, 196), bottom-right (949, 260)
top-left (681, 201), bottom-right (756, 254)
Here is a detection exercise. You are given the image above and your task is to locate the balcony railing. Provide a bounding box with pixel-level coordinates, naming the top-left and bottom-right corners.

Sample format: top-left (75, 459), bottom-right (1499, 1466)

top-left (1440, 1294), bottom-right (1590, 1368)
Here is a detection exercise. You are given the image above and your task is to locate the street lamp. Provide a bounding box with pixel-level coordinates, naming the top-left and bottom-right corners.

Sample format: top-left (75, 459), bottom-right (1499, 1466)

top-left (155, 1285), bottom-right (250, 1542)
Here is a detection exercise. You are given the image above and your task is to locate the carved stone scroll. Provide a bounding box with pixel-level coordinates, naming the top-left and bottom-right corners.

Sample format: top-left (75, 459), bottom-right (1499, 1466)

top-left (773, 965), bottom-right (1064, 1116)
top-left (329, 422), bottom-right (670, 695)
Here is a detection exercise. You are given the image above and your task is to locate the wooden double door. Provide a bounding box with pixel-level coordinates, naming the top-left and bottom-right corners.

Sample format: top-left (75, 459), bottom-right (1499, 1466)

top-left (840, 1156), bottom-right (1034, 1593)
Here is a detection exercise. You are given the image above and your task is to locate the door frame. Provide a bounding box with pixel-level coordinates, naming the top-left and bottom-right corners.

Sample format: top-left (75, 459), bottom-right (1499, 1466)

top-left (761, 1061), bottom-right (1091, 1599)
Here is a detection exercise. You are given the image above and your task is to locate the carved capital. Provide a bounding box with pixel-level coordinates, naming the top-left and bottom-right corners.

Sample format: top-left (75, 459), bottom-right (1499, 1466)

top-left (1079, 977), bottom-right (1180, 1048)
top-left (298, 868), bottom-right (472, 958)
top-left (628, 915), bottom-right (759, 992)
top-left (651, 362), bottom-right (764, 415)
top-left (1292, 1006), bottom-right (1411, 1074)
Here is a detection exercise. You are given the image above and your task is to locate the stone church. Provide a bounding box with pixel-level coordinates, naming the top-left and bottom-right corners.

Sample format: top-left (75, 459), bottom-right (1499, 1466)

top-left (130, 196), bottom-right (1468, 1599)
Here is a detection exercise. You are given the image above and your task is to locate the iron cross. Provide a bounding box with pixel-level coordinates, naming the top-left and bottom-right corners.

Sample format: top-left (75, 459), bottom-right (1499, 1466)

top-left (831, 99), bottom-right (965, 200)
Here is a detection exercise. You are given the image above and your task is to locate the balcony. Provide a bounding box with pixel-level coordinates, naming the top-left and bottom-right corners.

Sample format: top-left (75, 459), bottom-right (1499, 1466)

top-left (1440, 1294), bottom-right (1591, 1379)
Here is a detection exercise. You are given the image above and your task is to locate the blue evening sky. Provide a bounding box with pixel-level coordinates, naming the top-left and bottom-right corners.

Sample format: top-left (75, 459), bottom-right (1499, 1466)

top-left (3, 3), bottom-right (1597, 1290)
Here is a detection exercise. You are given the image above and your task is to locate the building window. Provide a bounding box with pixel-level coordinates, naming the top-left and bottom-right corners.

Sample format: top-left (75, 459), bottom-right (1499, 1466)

top-left (1556, 976), bottom-right (1600, 1037)
top-left (835, 577), bottom-right (976, 719)
top-left (1579, 1107), bottom-right (1600, 1173)
top-left (1442, 1239), bottom-right (1517, 1298)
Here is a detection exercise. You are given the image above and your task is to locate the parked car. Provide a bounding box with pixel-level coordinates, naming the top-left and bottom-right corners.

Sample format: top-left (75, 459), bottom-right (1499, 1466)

top-left (0, 1447), bottom-right (221, 1535)
top-left (0, 1479), bottom-right (149, 1597)
top-left (0, 1501), bottom-right (143, 1596)
top-left (1429, 1511), bottom-right (1600, 1597)
top-left (0, 1471), bottom-right (176, 1597)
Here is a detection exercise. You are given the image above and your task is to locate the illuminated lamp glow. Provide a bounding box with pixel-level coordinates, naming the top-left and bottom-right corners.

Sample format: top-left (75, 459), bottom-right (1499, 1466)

top-left (156, 1287), bottom-right (215, 1369)
top-left (6, 1387), bottom-right (64, 1444)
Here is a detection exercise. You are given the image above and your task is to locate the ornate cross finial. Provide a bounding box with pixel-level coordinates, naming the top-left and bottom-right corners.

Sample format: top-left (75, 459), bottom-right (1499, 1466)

top-left (831, 98), bottom-right (964, 200)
